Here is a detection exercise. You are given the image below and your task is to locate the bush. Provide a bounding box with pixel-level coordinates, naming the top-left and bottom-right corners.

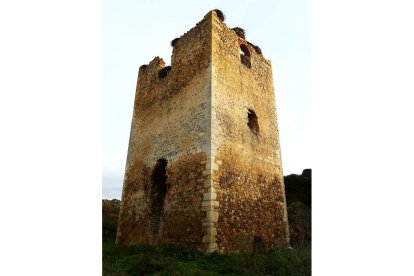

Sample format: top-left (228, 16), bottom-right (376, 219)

top-left (171, 37), bottom-right (180, 47)
top-left (253, 45), bottom-right (262, 55)
top-left (213, 9), bottom-right (225, 22)
top-left (232, 27), bottom-right (246, 39)
top-left (103, 243), bottom-right (311, 275)
top-left (284, 173), bottom-right (312, 208)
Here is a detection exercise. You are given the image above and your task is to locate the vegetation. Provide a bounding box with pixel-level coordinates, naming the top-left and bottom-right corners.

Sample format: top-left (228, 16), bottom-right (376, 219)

top-left (102, 199), bottom-right (120, 243)
top-left (171, 38), bottom-right (180, 47)
top-left (246, 41), bottom-right (263, 56)
top-left (214, 9), bottom-right (225, 22)
top-left (103, 243), bottom-right (310, 276)
top-left (252, 45), bottom-right (262, 55)
top-left (284, 169), bottom-right (312, 248)
top-left (102, 169), bottom-right (311, 275)
top-left (284, 169), bottom-right (312, 208)
top-left (232, 27), bottom-right (246, 39)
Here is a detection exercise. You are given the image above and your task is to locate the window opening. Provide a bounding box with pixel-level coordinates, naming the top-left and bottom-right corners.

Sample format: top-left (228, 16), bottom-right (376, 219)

top-left (240, 44), bottom-right (251, 68)
top-left (149, 158), bottom-right (168, 234)
top-left (247, 109), bottom-right (259, 135)
top-left (253, 236), bottom-right (265, 254)
top-left (158, 66), bottom-right (172, 79)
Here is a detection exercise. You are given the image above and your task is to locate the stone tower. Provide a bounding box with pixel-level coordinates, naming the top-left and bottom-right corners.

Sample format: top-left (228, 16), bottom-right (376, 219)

top-left (116, 10), bottom-right (290, 253)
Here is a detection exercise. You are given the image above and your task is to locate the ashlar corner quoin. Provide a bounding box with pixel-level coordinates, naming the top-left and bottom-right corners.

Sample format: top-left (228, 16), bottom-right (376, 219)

top-left (116, 10), bottom-right (290, 253)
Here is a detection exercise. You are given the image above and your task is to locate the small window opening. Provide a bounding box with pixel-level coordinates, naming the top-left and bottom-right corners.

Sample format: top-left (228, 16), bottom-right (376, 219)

top-left (149, 158), bottom-right (168, 234)
top-left (158, 66), bottom-right (172, 79)
top-left (240, 44), bottom-right (251, 69)
top-left (253, 236), bottom-right (265, 254)
top-left (247, 109), bottom-right (259, 135)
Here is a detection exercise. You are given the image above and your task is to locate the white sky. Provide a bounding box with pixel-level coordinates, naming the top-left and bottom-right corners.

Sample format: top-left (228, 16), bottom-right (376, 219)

top-left (103, 0), bottom-right (310, 199)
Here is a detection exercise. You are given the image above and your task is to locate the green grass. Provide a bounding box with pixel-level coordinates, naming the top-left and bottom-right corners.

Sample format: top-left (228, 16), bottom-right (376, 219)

top-left (103, 242), bottom-right (311, 276)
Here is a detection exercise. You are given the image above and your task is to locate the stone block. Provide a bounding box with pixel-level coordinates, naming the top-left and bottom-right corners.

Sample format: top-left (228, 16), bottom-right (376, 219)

top-left (202, 170), bottom-right (212, 176)
top-left (202, 222), bottom-right (214, 228)
top-left (201, 205), bottom-right (213, 211)
top-left (203, 192), bottom-right (217, 201)
top-left (205, 162), bottom-right (219, 171)
top-left (207, 227), bottom-right (217, 236)
top-left (204, 179), bottom-right (214, 188)
top-left (206, 243), bottom-right (218, 253)
top-left (201, 202), bottom-right (219, 211)
top-left (206, 187), bottom-right (216, 193)
top-left (206, 210), bottom-right (219, 222)
top-left (202, 234), bottom-right (216, 243)
top-left (201, 200), bottom-right (219, 207)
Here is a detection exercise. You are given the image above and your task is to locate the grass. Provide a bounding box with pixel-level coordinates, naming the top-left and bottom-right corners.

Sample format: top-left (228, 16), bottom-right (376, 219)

top-left (103, 209), bottom-right (311, 275)
top-left (103, 242), bottom-right (311, 276)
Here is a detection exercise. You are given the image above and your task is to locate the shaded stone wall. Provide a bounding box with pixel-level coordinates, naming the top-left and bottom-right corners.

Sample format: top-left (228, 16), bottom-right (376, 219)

top-left (117, 154), bottom-right (207, 248)
top-left (117, 13), bottom-right (213, 250)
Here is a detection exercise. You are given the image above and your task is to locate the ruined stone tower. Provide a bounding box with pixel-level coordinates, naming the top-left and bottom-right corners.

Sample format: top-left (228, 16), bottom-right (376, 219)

top-left (116, 10), bottom-right (290, 253)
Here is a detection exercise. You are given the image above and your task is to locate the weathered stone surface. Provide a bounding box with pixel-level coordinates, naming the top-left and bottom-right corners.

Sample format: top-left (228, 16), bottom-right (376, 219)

top-left (116, 10), bottom-right (289, 254)
top-left (203, 192), bottom-right (217, 201)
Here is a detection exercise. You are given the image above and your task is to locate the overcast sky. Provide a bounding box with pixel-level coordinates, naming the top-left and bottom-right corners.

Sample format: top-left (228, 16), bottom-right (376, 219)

top-left (103, 0), bottom-right (310, 199)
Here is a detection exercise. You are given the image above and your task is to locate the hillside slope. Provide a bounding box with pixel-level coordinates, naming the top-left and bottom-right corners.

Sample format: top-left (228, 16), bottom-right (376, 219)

top-left (284, 169), bottom-right (312, 247)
